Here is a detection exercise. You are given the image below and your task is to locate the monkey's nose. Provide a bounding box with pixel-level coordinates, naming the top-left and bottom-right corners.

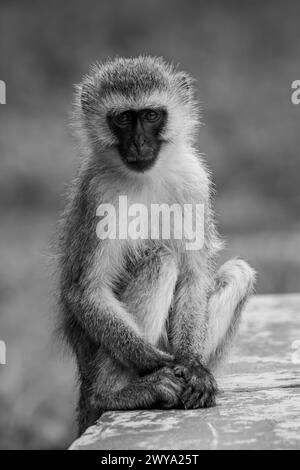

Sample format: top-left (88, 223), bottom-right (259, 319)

top-left (134, 135), bottom-right (146, 151)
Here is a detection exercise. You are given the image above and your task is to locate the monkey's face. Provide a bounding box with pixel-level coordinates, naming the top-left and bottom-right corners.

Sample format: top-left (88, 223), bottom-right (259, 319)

top-left (78, 57), bottom-right (199, 172)
top-left (107, 108), bottom-right (167, 172)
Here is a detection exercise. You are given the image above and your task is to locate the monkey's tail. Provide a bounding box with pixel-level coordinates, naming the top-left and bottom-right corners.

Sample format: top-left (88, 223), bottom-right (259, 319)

top-left (206, 258), bottom-right (256, 370)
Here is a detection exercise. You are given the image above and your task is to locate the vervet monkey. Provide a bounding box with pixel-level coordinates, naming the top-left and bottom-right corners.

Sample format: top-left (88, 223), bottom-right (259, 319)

top-left (58, 56), bottom-right (255, 434)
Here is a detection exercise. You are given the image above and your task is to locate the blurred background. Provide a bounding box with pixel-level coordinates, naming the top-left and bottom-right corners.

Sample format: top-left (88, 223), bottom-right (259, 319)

top-left (0, 0), bottom-right (299, 449)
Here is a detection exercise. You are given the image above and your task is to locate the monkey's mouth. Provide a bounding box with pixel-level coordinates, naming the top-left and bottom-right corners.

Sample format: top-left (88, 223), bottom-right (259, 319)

top-left (125, 157), bottom-right (157, 172)
top-left (122, 146), bottom-right (158, 172)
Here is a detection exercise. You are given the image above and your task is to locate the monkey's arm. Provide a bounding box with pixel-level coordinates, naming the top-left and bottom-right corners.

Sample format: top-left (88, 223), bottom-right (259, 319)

top-left (170, 257), bottom-right (210, 363)
top-left (169, 254), bottom-right (218, 408)
top-left (62, 277), bottom-right (174, 375)
top-left (59, 185), bottom-right (176, 375)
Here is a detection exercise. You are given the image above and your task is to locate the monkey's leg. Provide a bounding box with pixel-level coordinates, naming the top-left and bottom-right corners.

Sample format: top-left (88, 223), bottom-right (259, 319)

top-left (170, 258), bottom-right (255, 409)
top-left (205, 258), bottom-right (256, 369)
top-left (120, 249), bottom-right (178, 348)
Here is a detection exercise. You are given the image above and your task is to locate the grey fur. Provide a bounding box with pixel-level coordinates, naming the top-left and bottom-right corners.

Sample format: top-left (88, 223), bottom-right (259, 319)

top-left (57, 56), bottom-right (256, 435)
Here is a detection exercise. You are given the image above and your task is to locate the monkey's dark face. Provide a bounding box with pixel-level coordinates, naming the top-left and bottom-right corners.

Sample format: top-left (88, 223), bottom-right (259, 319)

top-left (107, 108), bottom-right (167, 172)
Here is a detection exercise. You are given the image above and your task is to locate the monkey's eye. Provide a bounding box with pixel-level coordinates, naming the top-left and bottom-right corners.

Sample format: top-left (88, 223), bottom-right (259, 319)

top-left (142, 109), bottom-right (161, 122)
top-left (114, 111), bottom-right (132, 126)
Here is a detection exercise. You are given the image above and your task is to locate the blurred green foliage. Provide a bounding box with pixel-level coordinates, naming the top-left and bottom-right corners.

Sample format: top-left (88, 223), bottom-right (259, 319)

top-left (0, 0), bottom-right (299, 449)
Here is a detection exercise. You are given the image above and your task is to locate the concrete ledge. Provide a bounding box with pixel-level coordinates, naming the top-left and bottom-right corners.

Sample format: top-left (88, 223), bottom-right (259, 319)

top-left (70, 294), bottom-right (300, 450)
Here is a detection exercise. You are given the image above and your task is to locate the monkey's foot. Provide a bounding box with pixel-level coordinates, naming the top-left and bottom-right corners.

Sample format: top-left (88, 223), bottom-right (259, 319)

top-left (174, 359), bottom-right (218, 409)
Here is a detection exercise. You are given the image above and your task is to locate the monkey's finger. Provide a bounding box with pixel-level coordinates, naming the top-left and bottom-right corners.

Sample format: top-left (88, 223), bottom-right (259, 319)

top-left (157, 385), bottom-right (182, 407)
top-left (161, 370), bottom-right (186, 389)
top-left (180, 385), bottom-right (194, 408)
top-left (188, 373), bottom-right (218, 396)
top-left (173, 365), bottom-right (191, 381)
top-left (160, 398), bottom-right (181, 410)
top-left (201, 391), bottom-right (217, 408)
top-left (187, 387), bottom-right (217, 409)
top-left (163, 379), bottom-right (184, 395)
top-left (186, 391), bottom-right (207, 409)
top-left (185, 392), bottom-right (201, 409)
top-left (194, 393), bottom-right (215, 409)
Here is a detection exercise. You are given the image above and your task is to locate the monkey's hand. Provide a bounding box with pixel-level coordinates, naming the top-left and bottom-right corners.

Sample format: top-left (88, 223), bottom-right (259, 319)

top-left (174, 359), bottom-right (218, 409)
top-left (147, 366), bottom-right (186, 409)
top-left (138, 349), bottom-right (176, 376)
